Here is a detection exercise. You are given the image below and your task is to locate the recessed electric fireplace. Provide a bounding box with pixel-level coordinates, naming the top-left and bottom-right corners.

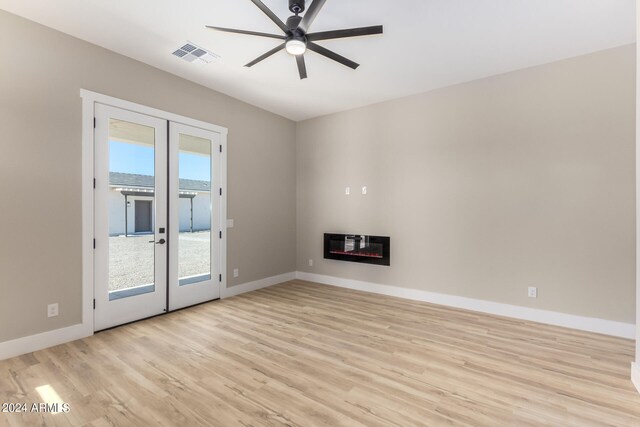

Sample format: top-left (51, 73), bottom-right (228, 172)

top-left (324, 233), bottom-right (390, 266)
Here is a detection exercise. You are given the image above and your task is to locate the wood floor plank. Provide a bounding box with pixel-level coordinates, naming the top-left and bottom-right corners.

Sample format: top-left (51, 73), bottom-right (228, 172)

top-left (1, 280), bottom-right (639, 426)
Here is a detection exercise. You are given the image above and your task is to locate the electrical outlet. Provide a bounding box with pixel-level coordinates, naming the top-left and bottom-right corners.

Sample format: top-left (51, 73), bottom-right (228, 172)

top-left (233, 268), bottom-right (239, 278)
top-left (345, 187), bottom-right (350, 195)
top-left (308, 259), bottom-right (313, 267)
top-left (47, 303), bottom-right (59, 318)
top-left (528, 287), bottom-right (537, 298)
top-left (362, 186), bottom-right (367, 195)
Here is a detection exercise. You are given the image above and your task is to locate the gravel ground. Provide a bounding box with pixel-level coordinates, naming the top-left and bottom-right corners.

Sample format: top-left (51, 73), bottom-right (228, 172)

top-left (109, 231), bottom-right (211, 292)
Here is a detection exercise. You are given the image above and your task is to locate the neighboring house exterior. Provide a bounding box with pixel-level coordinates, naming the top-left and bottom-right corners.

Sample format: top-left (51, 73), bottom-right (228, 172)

top-left (108, 172), bottom-right (211, 236)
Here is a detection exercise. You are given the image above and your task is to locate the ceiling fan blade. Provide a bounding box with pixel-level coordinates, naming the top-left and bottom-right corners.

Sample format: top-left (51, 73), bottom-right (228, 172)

top-left (245, 43), bottom-right (286, 67)
top-left (206, 26), bottom-right (285, 39)
top-left (307, 42), bottom-right (359, 70)
top-left (296, 55), bottom-right (308, 80)
top-left (249, 0), bottom-right (290, 34)
top-left (307, 25), bottom-right (383, 41)
top-left (298, 0), bottom-right (326, 34)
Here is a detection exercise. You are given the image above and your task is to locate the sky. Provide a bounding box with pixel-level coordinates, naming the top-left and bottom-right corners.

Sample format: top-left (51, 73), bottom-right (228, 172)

top-left (109, 141), bottom-right (211, 181)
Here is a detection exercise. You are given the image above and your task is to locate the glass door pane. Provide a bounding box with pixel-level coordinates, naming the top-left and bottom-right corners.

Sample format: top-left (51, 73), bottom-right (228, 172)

top-left (108, 119), bottom-right (157, 300)
top-left (177, 134), bottom-right (211, 286)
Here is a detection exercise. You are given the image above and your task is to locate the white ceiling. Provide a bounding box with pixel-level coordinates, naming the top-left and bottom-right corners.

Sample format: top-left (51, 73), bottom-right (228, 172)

top-left (0, 0), bottom-right (635, 121)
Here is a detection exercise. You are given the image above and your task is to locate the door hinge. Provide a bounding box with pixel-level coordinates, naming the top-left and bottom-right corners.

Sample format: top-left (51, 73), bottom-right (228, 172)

top-left (219, 188), bottom-right (222, 196)
top-left (93, 178), bottom-right (96, 189)
top-left (219, 144), bottom-right (222, 153)
top-left (93, 299), bottom-right (96, 309)
top-left (93, 117), bottom-right (96, 129)
top-left (219, 274), bottom-right (222, 282)
top-left (93, 238), bottom-right (96, 249)
top-left (219, 230), bottom-right (222, 239)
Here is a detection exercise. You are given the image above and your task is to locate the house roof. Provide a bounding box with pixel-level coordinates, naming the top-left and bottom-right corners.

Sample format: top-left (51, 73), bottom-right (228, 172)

top-left (109, 172), bottom-right (210, 192)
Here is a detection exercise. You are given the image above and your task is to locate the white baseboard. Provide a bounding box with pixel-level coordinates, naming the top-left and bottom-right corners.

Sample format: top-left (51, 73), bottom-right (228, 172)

top-left (0, 272), bottom-right (295, 362)
top-left (295, 272), bottom-right (635, 339)
top-left (1, 271), bottom-right (631, 362)
top-left (222, 272), bottom-right (296, 298)
top-left (0, 323), bottom-right (92, 361)
top-left (632, 363), bottom-right (640, 394)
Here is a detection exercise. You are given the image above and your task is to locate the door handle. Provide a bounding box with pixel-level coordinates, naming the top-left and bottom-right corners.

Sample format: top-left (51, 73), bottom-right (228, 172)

top-left (149, 239), bottom-right (166, 244)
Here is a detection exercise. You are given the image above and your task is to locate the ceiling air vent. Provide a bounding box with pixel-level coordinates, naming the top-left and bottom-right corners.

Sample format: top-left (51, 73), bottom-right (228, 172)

top-left (172, 42), bottom-right (218, 64)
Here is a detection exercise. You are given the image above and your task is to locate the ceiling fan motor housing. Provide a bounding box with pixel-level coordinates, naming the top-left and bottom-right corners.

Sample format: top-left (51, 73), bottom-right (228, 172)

top-left (289, 0), bottom-right (305, 14)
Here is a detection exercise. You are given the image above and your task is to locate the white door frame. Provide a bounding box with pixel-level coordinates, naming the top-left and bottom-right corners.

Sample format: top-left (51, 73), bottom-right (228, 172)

top-left (81, 89), bottom-right (228, 333)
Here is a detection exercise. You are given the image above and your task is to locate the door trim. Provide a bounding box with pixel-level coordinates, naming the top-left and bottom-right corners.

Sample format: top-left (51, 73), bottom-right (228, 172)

top-left (81, 89), bottom-right (228, 135)
top-left (81, 89), bottom-right (228, 333)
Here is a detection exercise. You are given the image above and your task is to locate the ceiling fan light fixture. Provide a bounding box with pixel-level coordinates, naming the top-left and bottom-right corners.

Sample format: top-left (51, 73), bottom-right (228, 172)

top-left (285, 39), bottom-right (307, 55)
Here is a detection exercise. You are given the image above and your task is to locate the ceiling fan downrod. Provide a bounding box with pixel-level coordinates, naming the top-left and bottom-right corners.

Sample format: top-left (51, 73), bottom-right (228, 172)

top-left (289, 0), bottom-right (305, 15)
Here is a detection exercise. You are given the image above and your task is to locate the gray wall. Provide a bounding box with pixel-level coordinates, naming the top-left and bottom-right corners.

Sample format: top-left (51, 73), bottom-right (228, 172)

top-left (0, 10), bottom-right (296, 343)
top-left (297, 45), bottom-right (636, 323)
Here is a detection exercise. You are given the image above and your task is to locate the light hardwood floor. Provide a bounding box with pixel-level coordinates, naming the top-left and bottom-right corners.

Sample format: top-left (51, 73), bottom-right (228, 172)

top-left (1, 280), bottom-right (639, 426)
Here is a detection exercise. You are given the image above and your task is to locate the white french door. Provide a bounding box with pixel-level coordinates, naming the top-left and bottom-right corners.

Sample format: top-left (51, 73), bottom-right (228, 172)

top-left (94, 104), bottom-right (222, 331)
top-left (169, 122), bottom-right (221, 310)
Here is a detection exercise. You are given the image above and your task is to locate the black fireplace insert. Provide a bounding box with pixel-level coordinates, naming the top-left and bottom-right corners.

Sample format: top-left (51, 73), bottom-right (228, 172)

top-left (324, 233), bottom-right (390, 266)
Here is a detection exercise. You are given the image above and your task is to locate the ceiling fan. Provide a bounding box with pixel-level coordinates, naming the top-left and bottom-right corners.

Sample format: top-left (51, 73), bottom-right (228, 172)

top-left (206, 0), bottom-right (383, 79)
